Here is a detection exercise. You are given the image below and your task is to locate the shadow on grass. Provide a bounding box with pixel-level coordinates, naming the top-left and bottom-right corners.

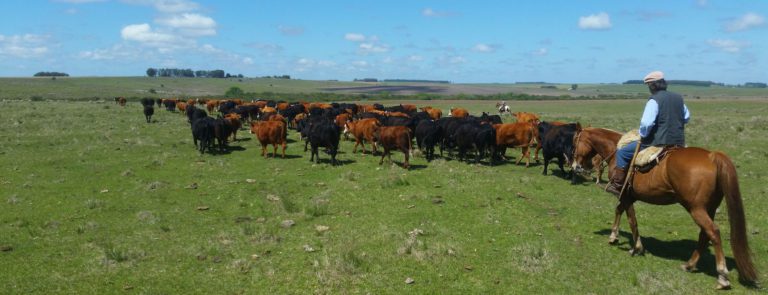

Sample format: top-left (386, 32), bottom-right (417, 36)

top-left (593, 229), bottom-right (742, 283)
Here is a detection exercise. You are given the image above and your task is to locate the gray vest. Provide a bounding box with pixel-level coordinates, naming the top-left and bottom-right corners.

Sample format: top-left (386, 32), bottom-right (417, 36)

top-left (641, 90), bottom-right (686, 146)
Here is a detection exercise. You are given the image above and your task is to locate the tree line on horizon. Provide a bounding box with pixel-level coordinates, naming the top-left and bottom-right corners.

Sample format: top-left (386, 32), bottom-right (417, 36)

top-left (623, 79), bottom-right (766, 88)
top-left (145, 68), bottom-right (243, 79)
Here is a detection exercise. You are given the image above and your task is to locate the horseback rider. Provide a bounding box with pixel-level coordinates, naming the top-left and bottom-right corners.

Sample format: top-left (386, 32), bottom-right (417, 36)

top-left (606, 71), bottom-right (691, 196)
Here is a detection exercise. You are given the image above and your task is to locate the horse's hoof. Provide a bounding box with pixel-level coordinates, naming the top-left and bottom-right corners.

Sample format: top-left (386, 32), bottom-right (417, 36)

top-left (629, 248), bottom-right (645, 256)
top-left (680, 264), bottom-right (697, 272)
top-left (716, 275), bottom-right (731, 290)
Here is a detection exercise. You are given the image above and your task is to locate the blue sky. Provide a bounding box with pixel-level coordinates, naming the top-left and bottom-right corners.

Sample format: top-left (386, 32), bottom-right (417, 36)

top-left (0, 0), bottom-right (765, 83)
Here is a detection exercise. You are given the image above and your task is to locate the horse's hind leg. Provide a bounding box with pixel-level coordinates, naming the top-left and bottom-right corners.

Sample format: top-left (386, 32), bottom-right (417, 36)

top-left (689, 208), bottom-right (730, 289)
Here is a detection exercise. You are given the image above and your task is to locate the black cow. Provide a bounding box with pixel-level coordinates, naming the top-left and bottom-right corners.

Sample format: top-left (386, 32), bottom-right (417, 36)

top-left (213, 117), bottom-right (234, 152)
top-left (480, 112), bottom-right (503, 125)
top-left (538, 121), bottom-right (581, 183)
top-left (163, 100), bottom-right (177, 112)
top-left (143, 105), bottom-right (154, 123)
top-left (191, 116), bottom-right (215, 154)
top-left (140, 97), bottom-right (154, 108)
top-left (415, 120), bottom-right (443, 161)
top-left (308, 120), bottom-right (341, 165)
top-left (454, 122), bottom-right (496, 164)
top-left (218, 100), bottom-right (237, 114)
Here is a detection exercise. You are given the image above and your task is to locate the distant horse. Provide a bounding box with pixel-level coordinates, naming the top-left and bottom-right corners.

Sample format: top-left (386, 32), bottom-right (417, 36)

top-left (571, 127), bottom-right (757, 289)
top-left (495, 102), bottom-right (511, 116)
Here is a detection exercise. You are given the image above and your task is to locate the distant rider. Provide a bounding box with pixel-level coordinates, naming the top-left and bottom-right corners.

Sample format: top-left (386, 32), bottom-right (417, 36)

top-left (606, 71), bottom-right (691, 196)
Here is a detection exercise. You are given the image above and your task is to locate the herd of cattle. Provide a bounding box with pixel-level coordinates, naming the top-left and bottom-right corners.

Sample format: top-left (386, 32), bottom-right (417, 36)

top-left (125, 97), bottom-right (604, 182)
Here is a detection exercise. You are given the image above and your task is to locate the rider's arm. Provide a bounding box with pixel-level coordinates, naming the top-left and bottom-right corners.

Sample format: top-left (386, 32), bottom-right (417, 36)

top-left (683, 104), bottom-right (690, 124)
top-left (639, 99), bottom-right (658, 138)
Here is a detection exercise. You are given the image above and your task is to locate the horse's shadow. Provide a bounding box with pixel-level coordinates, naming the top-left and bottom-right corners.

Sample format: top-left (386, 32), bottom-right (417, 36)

top-left (593, 229), bottom-right (737, 281)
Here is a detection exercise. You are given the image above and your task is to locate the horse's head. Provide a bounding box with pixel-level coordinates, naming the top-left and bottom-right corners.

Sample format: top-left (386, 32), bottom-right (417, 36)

top-left (571, 127), bottom-right (594, 174)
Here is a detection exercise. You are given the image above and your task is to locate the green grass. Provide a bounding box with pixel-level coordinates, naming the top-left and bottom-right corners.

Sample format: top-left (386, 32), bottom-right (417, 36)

top-left (0, 98), bottom-right (766, 293)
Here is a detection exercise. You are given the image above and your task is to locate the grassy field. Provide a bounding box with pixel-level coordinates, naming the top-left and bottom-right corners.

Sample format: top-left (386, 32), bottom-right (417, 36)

top-left (2, 76), bottom-right (768, 100)
top-left (1, 98), bottom-right (766, 294)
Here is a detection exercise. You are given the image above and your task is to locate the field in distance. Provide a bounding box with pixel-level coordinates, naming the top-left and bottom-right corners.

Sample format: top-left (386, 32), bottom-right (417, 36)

top-left (2, 76), bottom-right (768, 100)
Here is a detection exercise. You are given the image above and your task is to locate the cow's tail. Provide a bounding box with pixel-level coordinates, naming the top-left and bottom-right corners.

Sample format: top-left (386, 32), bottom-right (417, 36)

top-left (712, 151), bottom-right (757, 283)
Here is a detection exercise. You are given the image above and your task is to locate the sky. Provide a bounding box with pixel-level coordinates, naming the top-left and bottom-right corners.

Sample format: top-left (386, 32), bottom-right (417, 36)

top-left (0, 0), bottom-right (766, 84)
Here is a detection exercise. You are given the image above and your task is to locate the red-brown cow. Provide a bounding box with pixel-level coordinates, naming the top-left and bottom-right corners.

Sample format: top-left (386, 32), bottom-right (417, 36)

top-left (375, 126), bottom-right (412, 169)
top-left (249, 121), bottom-right (287, 158)
top-left (345, 118), bottom-right (380, 154)
top-left (421, 106), bottom-right (442, 120)
top-left (450, 107), bottom-right (469, 118)
top-left (223, 113), bottom-right (243, 141)
top-left (493, 122), bottom-right (536, 167)
top-left (513, 112), bottom-right (540, 124)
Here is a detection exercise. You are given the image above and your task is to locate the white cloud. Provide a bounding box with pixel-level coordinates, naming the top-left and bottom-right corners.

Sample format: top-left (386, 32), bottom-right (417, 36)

top-left (578, 12), bottom-right (612, 30)
top-left (359, 43), bottom-right (390, 53)
top-left (156, 13), bottom-right (216, 36)
top-left (0, 34), bottom-right (50, 58)
top-left (725, 13), bottom-right (765, 32)
top-left (422, 8), bottom-right (456, 18)
top-left (708, 39), bottom-right (750, 53)
top-left (533, 48), bottom-right (548, 56)
top-left (278, 25), bottom-right (304, 36)
top-left (345, 33), bottom-right (366, 42)
top-left (352, 60), bottom-right (368, 67)
top-left (123, 0), bottom-right (199, 13)
top-left (408, 55), bottom-right (423, 62)
top-left (121, 23), bottom-right (186, 48)
top-left (472, 43), bottom-right (495, 53)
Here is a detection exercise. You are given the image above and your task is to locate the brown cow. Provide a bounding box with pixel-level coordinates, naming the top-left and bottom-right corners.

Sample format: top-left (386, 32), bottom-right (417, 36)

top-left (276, 102), bottom-right (290, 112)
top-left (421, 106), bottom-right (442, 120)
top-left (260, 106), bottom-right (277, 120)
top-left (374, 126), bottom-right (412, 169)
top-left (335, 113), bottom-right (352, 129)
top-left (206, 100), bottom-right (219, 113)
top-left (186, 99), bottom-right (197, 106)
top-left (513, 112), bottom-right (540, 124)
top-left (176, 102), bottom-right (188, 114)
top-left (118, 97), bottom-right (127, 106)
top-left (345, 118), bottom-right (380, 154)
top-left (400, 104), bottom-right (417, 113)
top-left (450, 107), bottom-right (469, 118)
top-left (493, 122), bottom-right (536, 167)
top-left (386, 111), bottom-right (410, 118)
top-left (249, 121), bottom-right (287, 158)
top-left (223, 113), bottom-right (243, 141)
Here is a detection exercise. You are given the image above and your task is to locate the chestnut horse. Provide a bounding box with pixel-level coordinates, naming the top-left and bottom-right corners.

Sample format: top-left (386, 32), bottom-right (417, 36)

top-left (571, 127), bottom-right (757, 289)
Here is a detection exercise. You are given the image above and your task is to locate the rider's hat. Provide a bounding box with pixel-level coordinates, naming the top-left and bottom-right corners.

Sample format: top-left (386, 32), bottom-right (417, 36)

top-left (643, 71), bottom-right (664, 83)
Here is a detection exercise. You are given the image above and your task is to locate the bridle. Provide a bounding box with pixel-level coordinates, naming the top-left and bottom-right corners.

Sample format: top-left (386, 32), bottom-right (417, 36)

top-left (573, 129), bottom-right (616, 169)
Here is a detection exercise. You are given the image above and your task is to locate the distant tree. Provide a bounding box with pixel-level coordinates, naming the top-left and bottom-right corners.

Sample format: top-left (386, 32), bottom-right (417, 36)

top-left (33, 71), bottom-right (69, 77)
top-left (146, 68), bottom-right (157, 77)
top-left (744, 82), bottom-right (767, 88)
top-left (209, 70), bottom-right (225, 78)
top-left (225, 86), bottom-right (244, 97)
top-left (570, 84), bottom-right (578, 90)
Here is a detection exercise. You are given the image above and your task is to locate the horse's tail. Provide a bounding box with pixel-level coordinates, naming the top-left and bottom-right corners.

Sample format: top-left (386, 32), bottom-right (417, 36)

top-left (712, 151), bottom-right (757, 283)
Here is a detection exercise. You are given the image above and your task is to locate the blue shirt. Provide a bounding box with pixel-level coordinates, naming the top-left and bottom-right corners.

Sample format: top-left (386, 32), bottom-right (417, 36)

top-left (639, 99), bottom-right (690, 138)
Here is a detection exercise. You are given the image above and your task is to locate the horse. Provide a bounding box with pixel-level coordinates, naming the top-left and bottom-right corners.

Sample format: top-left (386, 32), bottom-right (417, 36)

top-left (495, 102), bottom-right (511, 116)
top-left (570, 127), bottom-right (757, 289)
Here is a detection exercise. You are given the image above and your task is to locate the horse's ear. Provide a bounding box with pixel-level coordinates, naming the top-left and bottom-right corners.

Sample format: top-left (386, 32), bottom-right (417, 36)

top-left (576, 122), bottom-right (582, 130)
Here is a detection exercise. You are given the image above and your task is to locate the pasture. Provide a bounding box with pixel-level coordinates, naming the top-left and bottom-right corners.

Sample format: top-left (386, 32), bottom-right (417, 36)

top-left (1, 98), bottom-right (766, 294)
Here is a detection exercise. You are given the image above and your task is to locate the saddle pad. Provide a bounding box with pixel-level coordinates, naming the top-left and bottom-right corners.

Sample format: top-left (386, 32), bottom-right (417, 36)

top-left (634, 146), bottom-right (663, 166)
top-left (616, 129), bottom-right (640, 150)
top-left (616, 129), bottom-right (663, 166)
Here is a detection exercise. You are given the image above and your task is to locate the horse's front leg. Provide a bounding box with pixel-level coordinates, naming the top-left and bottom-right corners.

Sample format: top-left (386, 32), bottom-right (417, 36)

top-left (626, 204), bottom-right (644, 256)
top-left (609, 201), bottom-right (628, 244)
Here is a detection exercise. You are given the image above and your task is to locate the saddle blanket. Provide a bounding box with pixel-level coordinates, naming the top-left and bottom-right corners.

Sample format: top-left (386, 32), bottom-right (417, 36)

top-left (616, 129), bottom-right (664, 167)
